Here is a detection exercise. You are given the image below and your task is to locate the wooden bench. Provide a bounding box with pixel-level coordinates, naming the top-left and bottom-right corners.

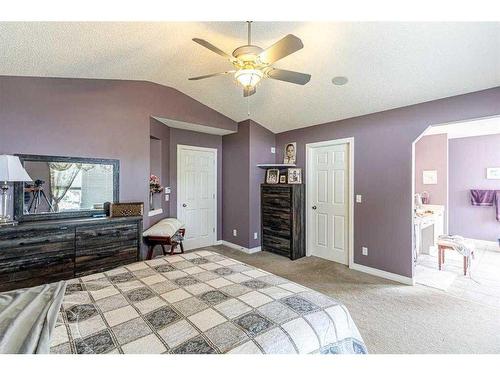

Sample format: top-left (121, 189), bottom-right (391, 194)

top-left (145, 228), bottom-right (185, 260)
top-left (438, 243), bottom-right (473, 276)
top-left (142, 218), bottom-right (185, 260)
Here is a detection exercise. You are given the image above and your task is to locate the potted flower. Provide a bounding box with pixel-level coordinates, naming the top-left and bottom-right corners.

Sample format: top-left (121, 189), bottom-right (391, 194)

top-left (149, 174), bottom-right (163, 210)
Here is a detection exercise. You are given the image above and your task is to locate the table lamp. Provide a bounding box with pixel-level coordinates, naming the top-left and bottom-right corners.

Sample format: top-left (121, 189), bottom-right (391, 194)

top-left (0, 155), bottom-right (32, 225)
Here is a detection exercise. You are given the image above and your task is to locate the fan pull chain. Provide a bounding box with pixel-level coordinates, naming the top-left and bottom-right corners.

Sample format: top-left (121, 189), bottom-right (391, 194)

top-left (247, 96), bottom-right (251, 117)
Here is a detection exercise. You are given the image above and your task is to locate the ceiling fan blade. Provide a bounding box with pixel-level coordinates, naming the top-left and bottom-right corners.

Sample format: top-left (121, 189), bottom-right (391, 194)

top-left (192, 38), bottom-right (233, 60)
top-left (267, 68), bottom-right (311, 85)
top-left (188, 71), bottom-right (235, 81)
top-left (243, 87), bottom-right (256, 97)
top-left (258, 34), bottom-right (304, 64)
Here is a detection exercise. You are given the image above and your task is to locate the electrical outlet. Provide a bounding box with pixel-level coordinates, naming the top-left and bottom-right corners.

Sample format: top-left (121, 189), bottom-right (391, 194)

top-left (254, 232), bottom-right (258, 240)
top-left (271, 147), bottom-right (276, 154)
top-left (356, 194), bottom-right (362, 203)
top-left (165, 194), bottom-right (169, 201)
top-left (233, 229), bottom-right (237, 237)
top-left (362, 247), bottom-right (368, 256)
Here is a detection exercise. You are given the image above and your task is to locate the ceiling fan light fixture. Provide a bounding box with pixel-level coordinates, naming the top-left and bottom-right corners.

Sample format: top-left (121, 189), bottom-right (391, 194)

top-left (235, 68), bottom-right (263, 88)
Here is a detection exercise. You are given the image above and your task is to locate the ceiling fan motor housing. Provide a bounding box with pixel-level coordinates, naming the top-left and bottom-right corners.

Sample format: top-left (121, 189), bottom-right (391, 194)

top-left (232, 45), bottom-right (264, 63)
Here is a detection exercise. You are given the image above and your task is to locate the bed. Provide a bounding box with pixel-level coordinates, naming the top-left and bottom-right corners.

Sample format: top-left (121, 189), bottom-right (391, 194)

top-left (1, 249), bottom-right (367, 354)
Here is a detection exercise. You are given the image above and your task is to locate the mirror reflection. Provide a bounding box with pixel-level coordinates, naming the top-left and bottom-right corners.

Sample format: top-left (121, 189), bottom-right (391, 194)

top-left (23, 161), bottom-right (114, 214)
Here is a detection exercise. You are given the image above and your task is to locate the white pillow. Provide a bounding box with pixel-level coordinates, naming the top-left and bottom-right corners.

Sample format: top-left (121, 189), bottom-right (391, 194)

top-left (143, 218), bottom-right (184, 237)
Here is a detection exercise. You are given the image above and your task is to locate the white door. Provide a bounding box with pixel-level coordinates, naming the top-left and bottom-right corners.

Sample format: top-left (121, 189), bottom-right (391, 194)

top-left (308, 143), bottom-right (350, 264)
top-left (177, 145), bottom-right (217, 250)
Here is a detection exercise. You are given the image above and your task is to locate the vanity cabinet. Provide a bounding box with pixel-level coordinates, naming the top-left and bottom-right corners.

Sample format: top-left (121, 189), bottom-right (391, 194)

top-left (0, 216), bottom-right (142, 292)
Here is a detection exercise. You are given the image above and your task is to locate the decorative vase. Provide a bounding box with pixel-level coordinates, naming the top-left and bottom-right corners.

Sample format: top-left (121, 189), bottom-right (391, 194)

top-left (149, 192), bottom-right (154, 210)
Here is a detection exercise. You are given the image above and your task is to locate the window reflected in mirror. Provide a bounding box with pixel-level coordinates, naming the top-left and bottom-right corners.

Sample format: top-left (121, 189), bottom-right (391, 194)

top-left (23, 161), bottom-right (114, 214)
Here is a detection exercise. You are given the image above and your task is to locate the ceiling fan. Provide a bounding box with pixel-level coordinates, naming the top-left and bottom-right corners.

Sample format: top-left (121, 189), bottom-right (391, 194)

top-left (189, 21), bottom-right (311, 97)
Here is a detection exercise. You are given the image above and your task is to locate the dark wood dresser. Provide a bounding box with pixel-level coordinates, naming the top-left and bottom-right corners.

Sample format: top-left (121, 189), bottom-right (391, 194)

top-left (261, 184), bottom-right (305, 260)
top-left (0, 216), bottom-right (142, 292)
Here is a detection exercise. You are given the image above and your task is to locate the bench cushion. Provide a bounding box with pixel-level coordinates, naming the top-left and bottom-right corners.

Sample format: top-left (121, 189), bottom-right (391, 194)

top-left (143, 218), bottom-right (184, 238)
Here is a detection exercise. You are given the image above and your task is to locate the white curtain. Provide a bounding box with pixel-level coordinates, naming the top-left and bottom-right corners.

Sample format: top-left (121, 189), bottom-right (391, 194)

top-left (48, 163), bottom-right (81, 211)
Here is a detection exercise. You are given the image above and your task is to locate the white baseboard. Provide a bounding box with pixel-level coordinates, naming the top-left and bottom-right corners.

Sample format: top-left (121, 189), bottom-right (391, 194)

top-left (220, 241), bottom-right (261, 254)
top-left (350, 262), bottom-right (414, 285)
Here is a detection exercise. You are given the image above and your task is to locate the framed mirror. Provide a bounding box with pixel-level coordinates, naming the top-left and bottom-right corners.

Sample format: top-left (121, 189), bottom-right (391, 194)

top-left (14, 154), bottom-right (119, 222)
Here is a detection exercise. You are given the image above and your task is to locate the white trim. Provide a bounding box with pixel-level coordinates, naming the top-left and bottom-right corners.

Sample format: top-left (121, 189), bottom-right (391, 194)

top-left (148, 208), bottom-right (163, 217)
top-left (350, 262), bottom-right (414, 285)
top-left (220, 241), bottom-right (262, 254)
top-left (153, 117), bottom-right (236, 136)
top-left (305, 137), bottom-right (355, 268)
top-left (177, 144), bottom-right (218, 248)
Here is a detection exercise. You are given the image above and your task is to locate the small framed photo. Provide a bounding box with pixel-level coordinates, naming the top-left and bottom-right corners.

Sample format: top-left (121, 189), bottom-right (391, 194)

top-left (287, 168), bottom-right (302, 184)
top-left (422, 170), bottom-right (437, 185)
top-left (486, 167), bottom-right (500, 179)
top-left (279, 175), bottom-right (287, 184)
top-left (266, 169), bottom-right (280, 184)
top-left (283, 142), bottom-right (297, 164)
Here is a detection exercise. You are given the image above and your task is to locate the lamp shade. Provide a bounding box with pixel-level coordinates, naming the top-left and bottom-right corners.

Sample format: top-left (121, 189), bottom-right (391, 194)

top-left (0, 155), bottom-right (32, 182)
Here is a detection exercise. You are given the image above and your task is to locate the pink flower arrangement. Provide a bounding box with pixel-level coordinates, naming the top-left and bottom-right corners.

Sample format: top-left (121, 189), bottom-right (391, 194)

top-left (149, 174), bottom-right (163, 194)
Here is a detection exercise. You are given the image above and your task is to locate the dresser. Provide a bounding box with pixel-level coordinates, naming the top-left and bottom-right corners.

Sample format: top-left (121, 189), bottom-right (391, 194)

top-left (0, 216), bottom-right (142, 292)
top-left (261, 184), bottom-right (305, 260)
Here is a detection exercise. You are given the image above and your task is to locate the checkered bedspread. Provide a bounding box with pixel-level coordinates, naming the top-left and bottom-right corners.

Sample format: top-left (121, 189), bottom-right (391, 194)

top-left (50, 249), bottom-right (367, 354)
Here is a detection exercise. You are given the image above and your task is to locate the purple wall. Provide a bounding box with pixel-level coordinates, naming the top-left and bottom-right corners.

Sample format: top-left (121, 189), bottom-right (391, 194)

top-left (150, 119), bottom-right (170, 221)
top-left (449, 134), bottom-right (500, 242)
top-left (0, 76), bottom-right (237, 257)
top-left (276, 87), bottom-right (500, 278)
top-left (249, 120), bottom-right (276, 248)
top-left (222, 119), bottom-right (276, 249)
top-left (222, 121), bottom-right (250, 247)
top-left (415, 134), bottom-right (448, 207)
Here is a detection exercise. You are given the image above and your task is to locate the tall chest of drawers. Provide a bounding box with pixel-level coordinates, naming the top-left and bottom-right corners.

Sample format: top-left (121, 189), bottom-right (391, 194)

top-left (261, 184), bottom-right (305, 260)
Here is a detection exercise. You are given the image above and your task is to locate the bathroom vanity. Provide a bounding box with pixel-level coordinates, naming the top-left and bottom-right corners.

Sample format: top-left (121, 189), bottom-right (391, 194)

top-left (414, 204), bottom-right (445, 257)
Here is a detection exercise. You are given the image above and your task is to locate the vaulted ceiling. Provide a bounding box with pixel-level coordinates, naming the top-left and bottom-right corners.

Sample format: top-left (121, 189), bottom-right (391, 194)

top-left (0, 22), bottom-right (498, 132)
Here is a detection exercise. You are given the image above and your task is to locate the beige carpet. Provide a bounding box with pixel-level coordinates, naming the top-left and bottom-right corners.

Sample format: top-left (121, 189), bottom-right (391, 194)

top-left (203, 245), bottom-right (500, 354)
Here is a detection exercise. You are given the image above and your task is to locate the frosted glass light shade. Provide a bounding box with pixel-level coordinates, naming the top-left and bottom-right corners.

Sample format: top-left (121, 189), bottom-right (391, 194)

top-left (235, 69), bottom-right (263, 88)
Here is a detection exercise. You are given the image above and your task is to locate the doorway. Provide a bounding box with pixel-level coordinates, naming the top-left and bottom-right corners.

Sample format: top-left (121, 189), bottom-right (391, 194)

top-left (306, 138), bottom-right (354, 265)
top-left (177, 145), bottom-right (217, 250)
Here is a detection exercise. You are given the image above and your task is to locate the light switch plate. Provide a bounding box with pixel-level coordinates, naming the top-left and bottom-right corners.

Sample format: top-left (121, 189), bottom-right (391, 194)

top-left (362, 247), bottom-right (368, 256)
top-left (271, 147), bottom-right (276, 154)
top-left (233, 229), bottom-right (237, 237)
top-left (254, 232), bottom-right (258, 240)
top-left (356, 194), bottom-right (362, 203)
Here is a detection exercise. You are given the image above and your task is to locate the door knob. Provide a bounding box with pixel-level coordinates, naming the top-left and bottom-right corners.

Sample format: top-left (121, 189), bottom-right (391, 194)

top-left (312, 206), bottom-right (317, 210)
top-left (182, 203), bottom-right (187, 207)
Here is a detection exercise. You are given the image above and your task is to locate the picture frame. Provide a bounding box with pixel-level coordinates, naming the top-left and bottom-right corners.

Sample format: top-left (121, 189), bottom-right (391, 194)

top-left (279, 175), bottom-right (286, 184)
top-left (486, 167), bottom-right (500, 180)
top-left (287, 168), bottom-right (302, 184)
top-left (266, 169), bottom-right (280, 184)
top-left (283, 142), bottom-right (297, 164)
top-left (422, 170), bottom-right (437, 185)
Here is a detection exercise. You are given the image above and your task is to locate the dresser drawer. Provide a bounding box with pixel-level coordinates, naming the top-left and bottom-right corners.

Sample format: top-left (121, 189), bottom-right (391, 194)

top-left (262, 211), bottom-right (291, 238)
top-left (76, 223), bottom-right (138, 248)
top-left (262, 234), bottom-right (291, 255)
top-left (75, 223), bottom-right (139, 276)
top-left (0, 226), bottom-right (74, 250)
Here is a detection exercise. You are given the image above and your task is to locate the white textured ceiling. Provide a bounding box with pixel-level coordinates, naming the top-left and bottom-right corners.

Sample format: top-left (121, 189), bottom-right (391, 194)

top-left (0, 22), bottom-right (499, 133)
